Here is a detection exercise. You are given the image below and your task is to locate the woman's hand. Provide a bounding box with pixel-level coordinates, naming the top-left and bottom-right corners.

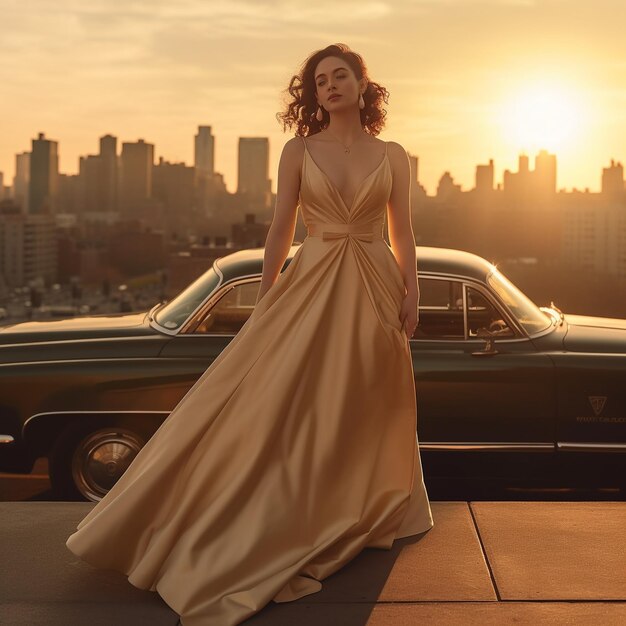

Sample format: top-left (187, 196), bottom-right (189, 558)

top-left (399, 290), bottom-right (420, 338)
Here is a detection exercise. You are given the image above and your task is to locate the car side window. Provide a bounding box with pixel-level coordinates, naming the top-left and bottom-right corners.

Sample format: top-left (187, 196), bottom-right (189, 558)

top-left (466, 285), bottom-right (514, 338)
top-left (414, 278), bottom-right (465, 339)
top-left (195, 280), bottom-right (260, 334)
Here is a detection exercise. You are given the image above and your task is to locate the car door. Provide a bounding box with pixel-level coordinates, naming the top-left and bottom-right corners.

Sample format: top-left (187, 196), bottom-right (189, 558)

top-left (411, 275), bottom-right (556, 477)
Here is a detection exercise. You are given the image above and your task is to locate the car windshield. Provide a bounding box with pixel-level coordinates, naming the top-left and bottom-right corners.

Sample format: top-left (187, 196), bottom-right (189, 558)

top-left (486, 268), bottom-right (552, 334)
top-left (153, 266), bottom-right (222, 330)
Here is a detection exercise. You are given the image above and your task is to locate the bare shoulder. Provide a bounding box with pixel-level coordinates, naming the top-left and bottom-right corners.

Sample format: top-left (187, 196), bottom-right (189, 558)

top-left (276, 137), bottom-right (305, 189)
top-left (283, 135), bottom-right (305, 155)
top-left (385, 140), bottom-right (409, 161)
top-left (384, 141), bottom-right (411, 183)
top-left (368, 137), bottom-right (405, 160)
top-left (278, 136), bottom-right (305, 171)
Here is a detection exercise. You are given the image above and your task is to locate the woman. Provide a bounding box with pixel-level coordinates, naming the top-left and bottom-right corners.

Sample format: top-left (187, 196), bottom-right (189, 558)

top-left (66, 42), bottom-right (434, 625)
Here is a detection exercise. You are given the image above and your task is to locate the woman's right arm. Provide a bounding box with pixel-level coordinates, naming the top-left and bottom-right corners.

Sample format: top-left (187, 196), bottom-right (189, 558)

top-left (255, 137), bottom-right (303, 305)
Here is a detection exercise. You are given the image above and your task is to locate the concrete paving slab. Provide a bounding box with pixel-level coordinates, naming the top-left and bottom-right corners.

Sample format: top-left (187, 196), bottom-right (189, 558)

top-left (471, 501), bottom-right (626, 600)
top-left (0, 502), bottom-right (177, 624)
top-left (0, 602), bottom-right (179, 626)
top-left (4, 500), bottom-right (626, 625)
top-left (302, 502), bottom-right (496, 603)
top-left (245, 601), bottom-right (626, 625)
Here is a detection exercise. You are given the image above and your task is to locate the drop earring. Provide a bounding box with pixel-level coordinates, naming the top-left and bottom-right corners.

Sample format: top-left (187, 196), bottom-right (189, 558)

top-left (359, 93), bottom-right (365, 109)
top-left (316, 105), bottom-right (324, 122)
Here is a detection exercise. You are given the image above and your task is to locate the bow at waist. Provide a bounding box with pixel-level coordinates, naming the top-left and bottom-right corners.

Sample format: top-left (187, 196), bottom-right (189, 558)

top-left (306, 220), bottom-right (385, 242)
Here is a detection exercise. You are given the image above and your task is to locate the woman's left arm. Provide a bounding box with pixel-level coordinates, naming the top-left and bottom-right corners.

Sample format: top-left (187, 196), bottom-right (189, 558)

top-left (386, 141), bottom-right (419, 337)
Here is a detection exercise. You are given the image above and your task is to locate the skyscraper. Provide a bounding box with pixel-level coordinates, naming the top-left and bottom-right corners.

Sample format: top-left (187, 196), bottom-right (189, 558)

top-left (14, 152), bottom-right (31, 213)
top-left (100, 134), bottom-right (118, 212)
top-left (601, 159), bottom-right (625, 202)
top-left (194, 126), bottom-right (215, 177)
top-left (237, 137), bottom-right (271, 199)
top-left (79, 154), bottom-right (104, 213)
top-left (29, 132), bottom-right (59, 214)
top-left (119, 139), bottom-right (154, 212)
top-left (475, 159), bottom-right (495, 194)
top-left (534, 149), bottom-right (557, 197)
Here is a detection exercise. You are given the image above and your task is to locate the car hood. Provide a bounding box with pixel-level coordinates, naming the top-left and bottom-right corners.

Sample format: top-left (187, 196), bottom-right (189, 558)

top-left (563, 313), bottom-right (626, 353)
top-left (0, 311), bottom-right (156, 344)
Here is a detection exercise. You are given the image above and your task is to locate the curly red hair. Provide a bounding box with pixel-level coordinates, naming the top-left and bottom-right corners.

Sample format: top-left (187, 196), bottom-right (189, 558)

top-left (276, 43), bottom-right (390, 137)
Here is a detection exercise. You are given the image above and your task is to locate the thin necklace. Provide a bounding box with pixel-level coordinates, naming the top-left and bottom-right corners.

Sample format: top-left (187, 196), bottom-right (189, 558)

top-left (323, 129), bottom-right (363, 154)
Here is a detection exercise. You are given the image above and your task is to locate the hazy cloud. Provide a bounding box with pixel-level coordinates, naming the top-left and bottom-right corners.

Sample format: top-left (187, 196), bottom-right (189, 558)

top-left (0, 0), bottom-right (623, 194)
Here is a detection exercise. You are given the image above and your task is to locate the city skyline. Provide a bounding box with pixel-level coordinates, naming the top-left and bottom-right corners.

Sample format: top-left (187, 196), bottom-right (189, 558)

top-left (2, 127), bottom-right (624, 200)
top-left (1, 0), bottom-right (625, 194)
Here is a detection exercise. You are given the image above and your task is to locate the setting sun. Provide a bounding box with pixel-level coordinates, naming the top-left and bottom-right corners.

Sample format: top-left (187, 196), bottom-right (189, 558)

top-left (497, 81), bottom-right (590, 155)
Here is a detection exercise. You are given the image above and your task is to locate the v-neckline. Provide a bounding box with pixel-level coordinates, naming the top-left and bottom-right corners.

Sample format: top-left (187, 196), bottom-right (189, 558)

top-left (302, 138), bottom-right (389, 213)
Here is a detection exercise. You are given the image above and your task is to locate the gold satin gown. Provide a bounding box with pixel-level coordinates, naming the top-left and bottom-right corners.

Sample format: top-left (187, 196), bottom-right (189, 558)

top-left (65, 136), bottom-right (434, 625)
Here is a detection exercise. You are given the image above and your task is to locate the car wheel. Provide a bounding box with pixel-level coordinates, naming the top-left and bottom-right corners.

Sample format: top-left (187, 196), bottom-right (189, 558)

top-left (49, 422), bottom-right (147, 502)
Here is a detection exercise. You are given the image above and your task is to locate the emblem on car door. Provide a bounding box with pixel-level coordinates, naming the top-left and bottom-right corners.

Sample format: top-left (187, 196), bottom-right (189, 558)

top-left (588, 396), bottom-right (607, 416)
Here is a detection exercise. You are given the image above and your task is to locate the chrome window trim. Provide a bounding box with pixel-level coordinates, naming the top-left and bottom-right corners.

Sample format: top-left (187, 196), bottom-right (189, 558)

top-left (462, 280), bottom-right (527, 339)
top-left (147, 302), bottom-right (162, 321)
top-left (485, 268), bottom-right (556, 338)
top-left (462, 278), bottom-right (468, 339)
top-left (409, 273), bottom-right (467, 342)
top-left (154, 268), bottom-right (469, 339)
top-left (409, 273), bottom-right (557, 344)
top-left (523, 318), bottom-right (559, 340)
top-left (409, 274), bottom-right (528, 344)
top-left (180, 272), bottom-right (472, 340)
top-left (149, 261), bottom-right (226, 336)
top-left (420, 270), bottom-right (488, 282)
top-left (179, 274), bottom-right (262, 335)
top-left (153, 266), bottom-right (556, 344)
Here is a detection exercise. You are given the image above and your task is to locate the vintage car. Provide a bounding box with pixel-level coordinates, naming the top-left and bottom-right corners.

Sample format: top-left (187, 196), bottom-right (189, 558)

top-left (1, 245), bottom-right (625, 501)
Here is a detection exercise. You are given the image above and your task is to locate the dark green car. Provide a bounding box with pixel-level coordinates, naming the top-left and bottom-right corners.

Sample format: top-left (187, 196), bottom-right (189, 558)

top-left (1, 246), bottom-right (625, 501)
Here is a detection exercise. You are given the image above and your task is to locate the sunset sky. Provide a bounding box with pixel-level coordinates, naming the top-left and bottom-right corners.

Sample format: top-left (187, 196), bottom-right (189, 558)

top-left (1, 0), bottom-right (624, 196)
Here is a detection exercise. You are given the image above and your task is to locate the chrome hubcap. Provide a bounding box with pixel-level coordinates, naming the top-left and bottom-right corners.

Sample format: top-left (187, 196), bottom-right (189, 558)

top-left (71, 428), bottom-right (145, 501)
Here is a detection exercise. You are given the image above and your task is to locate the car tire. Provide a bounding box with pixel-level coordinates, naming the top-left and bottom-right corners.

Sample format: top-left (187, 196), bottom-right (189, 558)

top-left (49, 421), bottom-right (147, 502)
